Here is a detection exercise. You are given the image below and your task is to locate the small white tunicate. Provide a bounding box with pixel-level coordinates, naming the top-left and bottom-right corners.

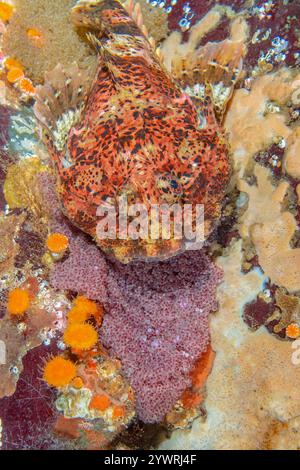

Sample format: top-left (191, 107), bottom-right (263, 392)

top-left (57, 340), bottom-right (66, 350)
top-left (17, 322), bottom-right (27, 332)
top-left (186, 11), bottom-right (194, 21)
top-left (179, 18), bottom-right (187, 26)
top-left (10, 366), bottom-right (19, 375)
top-left (278, 137), bottom-right (286, 149)
top-left (291, 110), bottom-right (300, 120)
top-left (39, 280), bottom-right (49, 289)
top-left (275, 52), bottom-right (286, 63)
top-left (266, 102), bottom-right (280, 113)
top-left (272, 36), bottom-right (288, 53)
top-left (264, 289), bottom-right (271, 298)
top-left (236, 192), bottom-right (248, 208)
top-left (271, 154), bottom-right (279, 166)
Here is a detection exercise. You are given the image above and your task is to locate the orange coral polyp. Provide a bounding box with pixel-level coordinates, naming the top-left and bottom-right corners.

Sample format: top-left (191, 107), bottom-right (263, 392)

top-left (89, 394), bottom-right (111, 412)
top-left (0, 2), bottom-right (14, 22)
top-left (19, 77), bottom-right (35, 95)
top-left (7, 288), bottom-right (30, 316)
top-left (7, 67), bottom-right (24, 84)
top-left (26, 27), bottom-right (44, 48)
top-left (112, 405), bottom-right (125, 419)
top-left (64, 323), bottom-right (98, 351)
top-left (286, 323), bottom-right (300, 339)
top-left (46, 232), bottom-right (69, 253)
top-left (27, 27), bottom-right (43, 39)
top-left (73, 296), bottom-right (98, 316)
top-left (4, 57), bottom-right (24, 71)
top-left (67, 307), bottom-right (89, 324)
top-left (72, 376), bottom-right (84, 389)
top-left (43, 356), bottom-right (77, 388)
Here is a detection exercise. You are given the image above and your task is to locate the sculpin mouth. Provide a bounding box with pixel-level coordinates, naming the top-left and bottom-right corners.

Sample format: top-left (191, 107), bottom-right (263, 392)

top-left (72, 0), bottom-right (104, 11)
top-left (97, 238), bottom-right (186, 264)
top-left (71, 0), bottom-right (106, 31)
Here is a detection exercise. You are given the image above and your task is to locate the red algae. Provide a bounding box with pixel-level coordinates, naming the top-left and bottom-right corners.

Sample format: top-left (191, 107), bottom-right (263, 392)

top-left (0, 345), bottom-right (59, 450)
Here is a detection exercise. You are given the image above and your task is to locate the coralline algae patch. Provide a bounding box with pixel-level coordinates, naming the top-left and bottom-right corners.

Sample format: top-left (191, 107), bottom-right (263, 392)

top-left (0, 345), bottom-right (59, 450)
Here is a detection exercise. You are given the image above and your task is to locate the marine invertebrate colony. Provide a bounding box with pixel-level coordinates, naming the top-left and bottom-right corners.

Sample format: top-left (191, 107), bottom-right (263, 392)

top-left (101, 252), bottom-right (221, 423)
top-left (7, 287), bottom-right (30, 316)
top-left (43, 356), bottom-right (77, 388)
top-left (33, 0), bottom-right (240, 263)
top-left (63, 323), bottom-right (98, 351)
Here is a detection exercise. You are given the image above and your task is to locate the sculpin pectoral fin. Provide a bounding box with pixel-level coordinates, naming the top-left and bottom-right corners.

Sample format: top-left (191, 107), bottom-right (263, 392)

top-left (34, 63), bottom-right (89, 170)
top-left (172, 39), bottom-right (245, 122)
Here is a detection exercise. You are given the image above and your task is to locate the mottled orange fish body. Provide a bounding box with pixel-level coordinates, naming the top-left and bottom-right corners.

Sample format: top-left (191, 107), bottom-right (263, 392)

top-left (35, 0), bottom-right (232, 263)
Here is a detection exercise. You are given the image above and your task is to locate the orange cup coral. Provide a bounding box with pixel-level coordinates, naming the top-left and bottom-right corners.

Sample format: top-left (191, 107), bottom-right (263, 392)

top-left (73, 296), bottom-right (99, 316)
top-left (4, 57), bottom-right (24, 71)
top-left (0, 2), bottom-right (14, 22)
top-left (43, 356), bottom-right (77, 388)
top-left (286, 323), bottom-right (300, 339)
top-left (89, 394), bottom-right (111, 412)
top-left (112, 405), bottom-right (125, 419)
top-left (64, 323), bottom-right (98, 351)
top-left (68, 296), bottom-right (102, 324)
top-left (46, 232), bottom-right (69, 253)
top-left (67, 306), bottom-right (90, 324)
top-left (27, 27), bottom-right (43, 39)
top-left (71, 376), bottom-right (84, 389)
top-left (7, 288), bottom-right (30, 316)
top-left (19, 77), bottom-right (35, 95)
top-left (26, 27), bottom-right (44, 47)
top-left (7, 67), bottom-right (24, 84)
